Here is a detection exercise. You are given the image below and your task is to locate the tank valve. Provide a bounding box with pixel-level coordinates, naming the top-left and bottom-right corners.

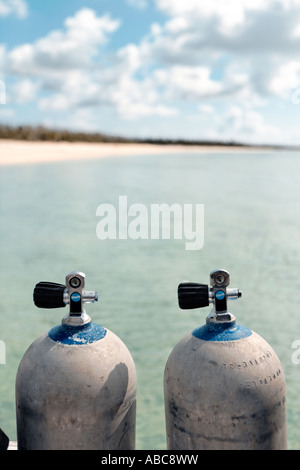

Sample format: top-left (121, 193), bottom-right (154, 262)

top-left (178, 269), bottom-right (241, 322)
top-left (33, 271), bottom-right (98, 325)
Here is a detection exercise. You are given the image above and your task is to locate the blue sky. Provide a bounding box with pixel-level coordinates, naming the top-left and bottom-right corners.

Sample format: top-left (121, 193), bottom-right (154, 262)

top-left (1, 0), bottom-right (300, 145)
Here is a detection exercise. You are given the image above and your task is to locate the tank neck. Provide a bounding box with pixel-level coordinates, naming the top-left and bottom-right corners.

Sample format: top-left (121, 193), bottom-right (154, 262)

top-left (206, 311), bottom-right (236, 325)
top-left (62, 310), bottom-right (91, 327)
top-left (206, 316), bottom-right (236, 329)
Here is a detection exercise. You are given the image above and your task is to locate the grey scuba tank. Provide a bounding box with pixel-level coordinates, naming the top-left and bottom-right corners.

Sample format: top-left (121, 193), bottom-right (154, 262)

top-left (164, 269), bottom-right (287, 450)
top-left (16, 271), bottom-right (137, 450)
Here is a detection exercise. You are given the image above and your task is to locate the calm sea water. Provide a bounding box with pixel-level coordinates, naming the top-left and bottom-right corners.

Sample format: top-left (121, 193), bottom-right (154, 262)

top-left (0, 149), bottom-right (300, 449)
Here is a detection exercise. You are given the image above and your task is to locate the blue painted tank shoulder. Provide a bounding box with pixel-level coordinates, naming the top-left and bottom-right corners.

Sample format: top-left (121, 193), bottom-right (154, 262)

top-left (48, 322), bottom-right (107, 345)
top-left (192, 320), bottom-right (252, 342)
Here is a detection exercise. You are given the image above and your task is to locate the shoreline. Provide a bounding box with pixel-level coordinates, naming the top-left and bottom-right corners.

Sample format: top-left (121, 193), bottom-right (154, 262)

top-left (0, 139), bottom-right (281, 166)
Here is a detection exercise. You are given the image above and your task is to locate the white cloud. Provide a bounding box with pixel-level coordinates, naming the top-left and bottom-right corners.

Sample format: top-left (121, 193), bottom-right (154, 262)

top-left (222, 106), bottom-right (278, 138)
top-left (155, 0), bottom-right (277, 37)
top-left (5, 8), bottom-right (124, 118)
top-left (10, 78), bottom-right (38, 103)
top-left (141, 0), bottom-right (300, 109)
top-left (151, 0), bottom-right (300, 59)
top-left (155, 0), bottom-right (298, 21)
top-left (35, 42), bottom-right (178, 119)
top-left (108, 72), bottom-right (178, 119)
top-left (8, 8), bottom-right (120, 74)
top-left (0, 0), bottom-right (27, 18)
top-left (153, 66), bottom-right (223, 100)
top-left (38, 70), bottom-right (101, 111)
top-left (196, 103), bottom-right (281, 144)
top-left (268, 61), bottom-right (300, 95)
top-left (2, 1), bottom-right (300, 143)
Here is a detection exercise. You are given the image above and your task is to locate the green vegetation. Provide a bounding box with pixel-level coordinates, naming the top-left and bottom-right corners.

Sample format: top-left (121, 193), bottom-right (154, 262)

top-left (0, 124), bottom-right (248, 146)
top-left (0, 124), bottom-right (294, 149)
top-left (0, 125), bottom-right (128, 143)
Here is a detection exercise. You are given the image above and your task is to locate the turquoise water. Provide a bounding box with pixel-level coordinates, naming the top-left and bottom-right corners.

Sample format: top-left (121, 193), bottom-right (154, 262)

top-left (0, 149), bottom-right (300, 449)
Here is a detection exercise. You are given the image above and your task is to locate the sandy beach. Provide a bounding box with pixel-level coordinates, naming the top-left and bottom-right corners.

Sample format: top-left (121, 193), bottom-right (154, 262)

top-left (0, 139), bottom-right (269, 166)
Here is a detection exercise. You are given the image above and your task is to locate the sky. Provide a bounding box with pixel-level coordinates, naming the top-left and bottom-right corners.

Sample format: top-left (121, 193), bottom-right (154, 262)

top-left (1, 0), bottom-right (300, 145)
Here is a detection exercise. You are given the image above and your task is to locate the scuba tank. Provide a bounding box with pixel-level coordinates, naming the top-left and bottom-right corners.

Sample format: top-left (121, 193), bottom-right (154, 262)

top-left (164, 269), bottom-right (287, 450)
top-left (16, 271), bottom-right (137, 450)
